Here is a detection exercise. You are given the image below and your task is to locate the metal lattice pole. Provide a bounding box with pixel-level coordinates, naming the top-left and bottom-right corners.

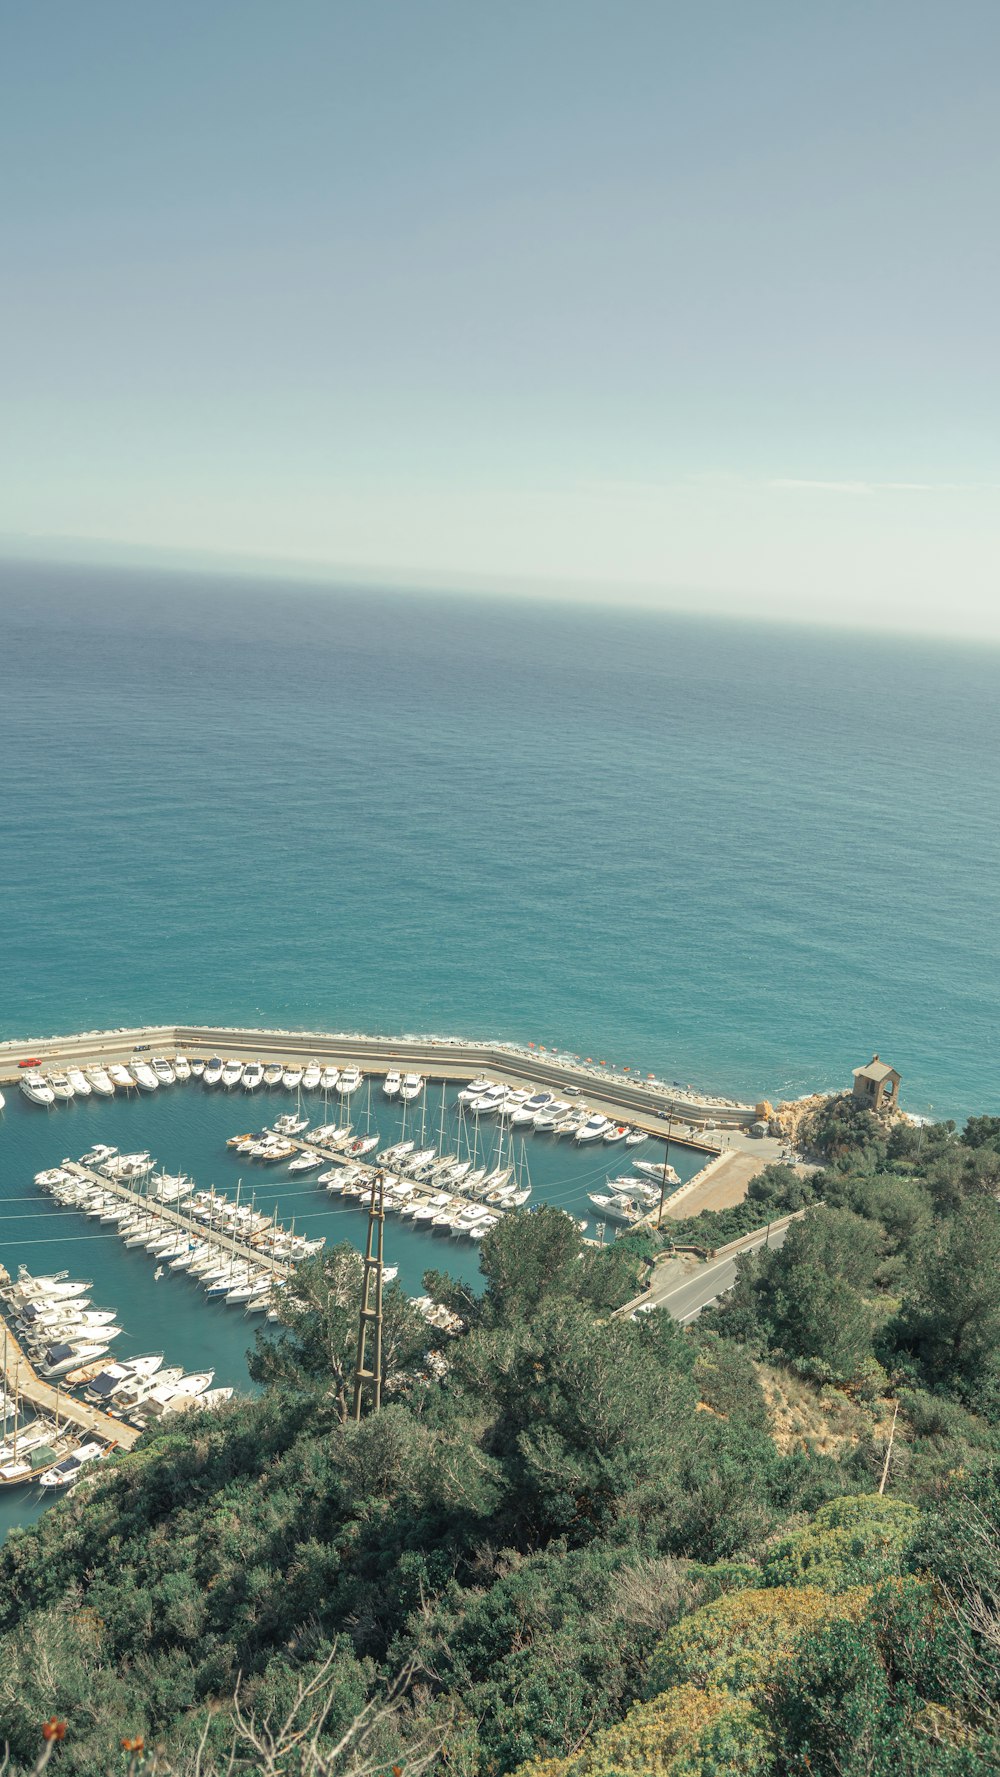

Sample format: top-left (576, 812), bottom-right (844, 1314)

top-left (352, 1169), bottom-right (386, 1421)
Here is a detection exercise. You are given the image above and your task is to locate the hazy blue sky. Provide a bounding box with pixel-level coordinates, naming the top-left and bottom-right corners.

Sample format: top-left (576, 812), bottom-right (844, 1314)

top-left (2, 2), bottom-right (998, 634)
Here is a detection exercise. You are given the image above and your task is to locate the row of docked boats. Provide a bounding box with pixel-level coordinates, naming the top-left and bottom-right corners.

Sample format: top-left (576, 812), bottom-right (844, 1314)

top-left (587, 1161), bottom-right (682, 1227)
top-left (34, 1147), bottom-right (325, 1314)
top-left (199, 1058), bottom-right (366, 1093)
top-left (19, 1059), bottom-right (169, 1104)
top-left (455, 1079), bottom-right (648, 1145)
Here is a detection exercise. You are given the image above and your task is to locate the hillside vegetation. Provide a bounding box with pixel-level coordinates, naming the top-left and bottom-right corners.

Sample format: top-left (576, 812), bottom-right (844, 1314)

top-left (1, 1102), bottom-right (999, 1774)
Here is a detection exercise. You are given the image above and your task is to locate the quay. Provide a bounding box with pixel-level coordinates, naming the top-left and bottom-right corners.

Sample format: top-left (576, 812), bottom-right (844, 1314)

top-left (0, 1276), bottom-right (140, 1453)
top-left (0, 1023), bottom-right (756, 1135)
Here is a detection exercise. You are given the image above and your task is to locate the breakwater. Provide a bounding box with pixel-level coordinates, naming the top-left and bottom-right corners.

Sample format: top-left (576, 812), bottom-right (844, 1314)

top-left (0, 1024), bottom-right (756, 1133)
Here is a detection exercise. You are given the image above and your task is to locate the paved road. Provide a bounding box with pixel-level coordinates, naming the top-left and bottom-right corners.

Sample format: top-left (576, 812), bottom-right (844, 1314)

top-left (644, 1219), bottom-right (792, 1324)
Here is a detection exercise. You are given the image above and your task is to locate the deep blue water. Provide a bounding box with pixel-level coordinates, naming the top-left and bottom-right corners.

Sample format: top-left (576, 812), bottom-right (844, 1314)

top-left (2, 558), bottom-right (998, 1116)
top-left (1, 556), bottom-right (999, 1536)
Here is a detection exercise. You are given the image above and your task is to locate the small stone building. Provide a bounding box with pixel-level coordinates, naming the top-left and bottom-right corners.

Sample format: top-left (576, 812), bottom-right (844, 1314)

top-left (852, 1054), bottom-right (901, 1114)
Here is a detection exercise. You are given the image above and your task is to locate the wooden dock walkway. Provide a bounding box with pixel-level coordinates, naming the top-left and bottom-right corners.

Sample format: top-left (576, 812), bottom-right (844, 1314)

top-left (0, 1296), bottom-right (140, 1452)
top-left (60, 1164), bottom-right (294, 1279)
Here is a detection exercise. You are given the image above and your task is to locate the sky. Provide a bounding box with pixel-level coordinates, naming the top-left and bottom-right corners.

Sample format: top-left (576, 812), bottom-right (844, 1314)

top-left (2, 2), bottom-right (998, 636)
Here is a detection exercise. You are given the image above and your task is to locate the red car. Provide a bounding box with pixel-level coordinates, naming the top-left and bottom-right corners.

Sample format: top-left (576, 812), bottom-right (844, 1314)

top-left (18, 1057), bottom-right (42, 1068)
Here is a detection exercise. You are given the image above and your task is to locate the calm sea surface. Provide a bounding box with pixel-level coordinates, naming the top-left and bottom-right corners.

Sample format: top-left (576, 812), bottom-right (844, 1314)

top-left (0, 559), bottom-right (998, 1533)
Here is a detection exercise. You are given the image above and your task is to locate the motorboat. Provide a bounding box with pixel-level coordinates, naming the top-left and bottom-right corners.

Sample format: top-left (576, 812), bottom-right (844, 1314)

top-left (262, 1062), bottom-right (284, 1087)
top-left (85, 1067), bottom-right (116, 1096)
top-left (190, 1057), bottom-right (207, 1078)
top-left (47, 1072), bottom-right (75, 1101)
top-left (319, 1065), bottom-right (340, 1091)
top-left (400, 1073), bottom-right (423, 1100)
top-left (66, 1068), bottom-right (92, 1097)
top-left (84, 1353), bottom-right (164, 1404)
top-left (586, 1192), bottom-right (646, 1225)
top-left (221, 1059), bottom-right (244, 1089)
top-left (603, 1124), bottom-right (629, 1144)
top-left (37, 1442), bottom-right (105, 1489)
top-left (338, 1066), bottom-right (363, 1096)
top-left (533, 1100), bottom-right (570, 1130)
top-left (470, 1085), bottom-right (507, 1115)
top-left (203, 1057), bottom-right (224, 1086)
top-left (15, 1271), bottom-right (91, 1302)
top-left (632, 1160), bottom-right (681, 1186)
top-left (282, 1065), bottom-right (304, 1090)
top-left (173, 1054), bottom-right (192, 1081)
top-left (458, 1076), bottom-right (493, 1103)
top-left (606, 1175), bottom-right (660, 1204)
top-left (288, 1150), bottom-right (323, 1173)
top-left (242, 1062), bottom-right (264, 1091)
top-left (108, 1063), bottom-right (136, 1089)
top-left (625, 1129), bottom-right (646, 1146)
top-left (132, 1062), bottom-right (159, 1091)
top-left (575, 1115), bottom-right (611, 1143)
top-left (40, 1342), bottom-right (110, 1379)
top-left (302, 1062), bottom-right (322, 1091)
top-left (383, 1070), bottom-right (401, 1097)
top-left (272, 1112), bottom-right (308, 1136)
top-left (511, 1092), bottom-right (553, 1126)
top-left (152, 1056), bottom-right (176, 1085)
top-left (20, 1072), bottom-right (55, 1106)
top-left (553, 1115), bottom-right (584, 1137)
top-left (112, 1365), bottom-right (184, 1412)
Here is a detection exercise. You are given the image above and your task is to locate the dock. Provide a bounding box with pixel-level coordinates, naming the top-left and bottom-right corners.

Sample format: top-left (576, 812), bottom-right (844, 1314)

top-left (0, 1290), bottom-right (140, 1453)
top-left (59, 1163), bottom-right (294, 1279)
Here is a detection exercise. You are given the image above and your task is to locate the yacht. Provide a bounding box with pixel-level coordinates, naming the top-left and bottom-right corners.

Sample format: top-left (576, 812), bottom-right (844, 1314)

top-left (576, 1114), bottom-right (611, 1143)
top-left (40, 1342), bottom-right (110, 1379)
top-left (319, 1065), bottom-right (340, 1091)
top-left (302, 1062), bottom-right (322, 1091)
top-left (382, 1070), bottom-right (401, 1098)
top-left (338, 1066), bottom-right (363, 1096)
top-left (152, 1057), bottom-right (176, 1085)
top-left (399, 1073), bottom-right (423, 1101)
top-left (173, 1054), bottom-right (192, 1081)
top-left (20, 1072), bottom-right (55, 1106)
top-left (84, 1353), bottom-right (164, 1404)
top-left (108, 1063), bottom-right (136, 1089)
top-left (242, 1062), bottom-right (264, 1091)
top-left (343, 1133), bottom-right (379, 1158)
top-left (38, 1442), bottom-right (105, 1489)
top-left (132, 1062), bottom-right (159, 1092)
top-left (263, 1062), bottom-right (284, 1087)
top-left (470, 1085), bottom-right (506, 1115)
top-left (203, 1057), bottom-right (224, 1086)
top-left (282, 1064), bottom-right (304, 1090)
top-left (533, 1100), bottom-right (570, 1130)
top-left (632, 1160), bottom-right (680, 1186)
top-left (135, 1371), bottom-right (214, 1419)
top-left (86, 1066), bottom-right (116, 1096)
top-left (190, 1057), bottom-right (207, 1078)
top-left (586, 1192), bottom-right (645, 1225)
top-left (221, 1059), bottom-right (244, 1089)
top-left (511, 1092), bottom-right (552, 1126)
top-left (66, 1068), bottom-right (92, 1097)
top-left (458, 1076), bottom-right (493, 1103)
top-left (287, 1150), bottom-right (323, 1174)
top-left (47, 1072), bottom-right (75, 1101)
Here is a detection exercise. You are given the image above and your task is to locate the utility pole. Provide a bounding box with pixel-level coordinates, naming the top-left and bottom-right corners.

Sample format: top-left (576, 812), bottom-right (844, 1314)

top-left (656, 1111), bottom-right (674, 1229)
top-left (352, 1169), bottom-right (386, 1421)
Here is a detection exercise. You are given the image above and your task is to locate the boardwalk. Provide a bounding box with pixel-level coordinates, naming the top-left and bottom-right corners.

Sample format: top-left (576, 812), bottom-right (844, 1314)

top-left (0, 1299), bottom-right (140, 1452)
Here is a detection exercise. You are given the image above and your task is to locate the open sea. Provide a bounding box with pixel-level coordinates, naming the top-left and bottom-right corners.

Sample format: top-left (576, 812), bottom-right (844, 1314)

top-left (1, 557), bottom-right (999, 1533)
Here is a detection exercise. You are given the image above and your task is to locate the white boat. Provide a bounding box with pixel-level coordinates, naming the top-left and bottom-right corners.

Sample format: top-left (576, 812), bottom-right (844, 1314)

top-left (20, 1072), bottom-right (55, 1106)
top-left (533, 1100), bottom-right (570, 1130)
top-left (319, 1065), bottom-right (340, 1091)
top-left (575, 1115), bottom-right (610, 1143)
top-left (86, 1066), bottom-right (116, 1096)
top-left (85, 1353), bottom-right (164, 1403)
top-left (302, 1063), bottom-right (322, 1091)
top-left (282, 1065), bottom-right (304, 1090)
top-left (263, 1062), bottom-right (284, 1087)
top-left (512, 1092), bottom-right (552, 1126)
top-left (38, 1442), bottom-right (105, 1489)
top-left (625, 1129), bottom-right (646, 1146)
top-left (132, 1063), bottom-right (159, 1092)
top-left (400, 1073), bottom-right (423, 1101)
top-left (606, 1175), bottom-right (660, 1204)
top-left (139, 1371), bottom-right (214, 1416)
top-left (221, 1059), bottom-right (244, 1089)
top-left (343, 1134), bottom-right (379, 1158)
top-left (383, 1070), bottom-right (401, 1097)
top-left (190, 1058), bottom-right (207, 1078)
top-left (203, 1057), bottom-right (224, 1086)
top-left (15, 1272), bottom-right (91, 1301)
top-left (41, 1342), bottom-right (110, 1378)
top-left (47, 1072), bottom-right (75, 1101)
top-left (458, 1076), bottom-right (493, 1103)
top-left (108, 1063), bottom-right (136, 1089)
top-left (470, 1086), bottom-right (507, 1115)
top-left (152, 1056), bottom-right (175, 1085)
top-left (338, 1066), bottom-right (363, 1096)
top-left (242, 1062), bottom-right (264, 1091)
top-left (632, 1159), bottom-right (681, 1185)
top-left (603, 1124), bottom-right (629, 1144)
top-left (173, 1054), bottom-right (192, 1081)
top-left (112, 1365), bottom-right (184, 1412)
top-left (586, 1192), bottom-right (645, 1225)
top-left (288, 1149), bottom-right (323, 1173)
top-left (66, 1068), bottom-right (92, 1097)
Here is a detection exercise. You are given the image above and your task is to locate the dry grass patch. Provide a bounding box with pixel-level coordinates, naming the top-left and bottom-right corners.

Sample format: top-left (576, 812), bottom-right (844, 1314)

top-left (755, 1361), bottom-right (887, 1457)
